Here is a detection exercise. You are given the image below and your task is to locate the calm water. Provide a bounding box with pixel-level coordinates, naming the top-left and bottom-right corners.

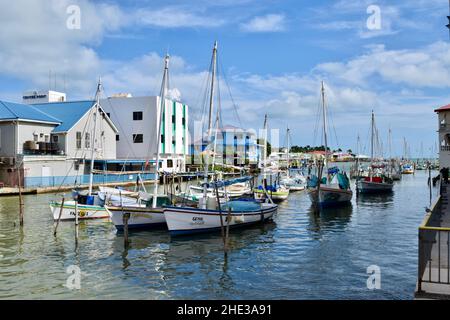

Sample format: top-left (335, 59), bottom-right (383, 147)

top-left (0, 170), bottom-right (437, 299)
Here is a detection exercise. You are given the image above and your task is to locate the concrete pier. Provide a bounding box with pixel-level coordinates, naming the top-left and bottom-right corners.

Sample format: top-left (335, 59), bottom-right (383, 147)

top-left (416, 183), bottom-right (450, 299)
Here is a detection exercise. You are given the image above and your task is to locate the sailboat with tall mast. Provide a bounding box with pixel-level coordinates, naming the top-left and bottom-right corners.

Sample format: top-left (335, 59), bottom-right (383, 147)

top-left (307, 81), bottom-right (352, 208)
top-left (163, 42), bottom-right (278, 236)
top-left (105, 54), bottom-right (173, 230)
top-left (49, 79), bottom-right (118, 221)
top-left (280, 127), bottom-right (306, 191)
top-left (253, 115), bottom-right (290, 201)
top-left (356, 111), bottom-right (394, 194)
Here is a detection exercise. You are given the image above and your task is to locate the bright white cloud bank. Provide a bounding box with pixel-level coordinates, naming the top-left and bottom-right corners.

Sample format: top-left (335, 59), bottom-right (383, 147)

top-left (0, 0), bottom-right (447, 154)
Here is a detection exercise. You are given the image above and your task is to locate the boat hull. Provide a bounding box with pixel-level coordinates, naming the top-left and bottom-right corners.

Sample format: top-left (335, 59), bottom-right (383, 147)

top-left (50, 201), bottom-right (109, 221)
top-left (253, 189), bottom-right (289, 201)
top-left (356, 180), bottom-right (393, 194)
top-left (105, 206), bottom-right (166, 230)
top-left (307, 187), bottom-right (353, 207)
top-left (163, 203), bottom-right (277, 236)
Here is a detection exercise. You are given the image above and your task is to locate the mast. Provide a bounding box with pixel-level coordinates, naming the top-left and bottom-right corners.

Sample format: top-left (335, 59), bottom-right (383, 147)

top-left (286, 126), bottom-right (290, 178)
top-left (371, 111), bottom-right (374, 166)
top-left (388, 126), bottom-right (393, 173)
top-left (202, 41), bottom-right (218, 208)
top-left (88, 78), bottom-right (102, 196)
top-left (263, 114), bottom-right (268, 182)
top-left (207, 41), bottom-right (218, 138)
top-left (320, 81), bottom-right (329, 178)
top-left (152, 54), bottom-right (170, 208)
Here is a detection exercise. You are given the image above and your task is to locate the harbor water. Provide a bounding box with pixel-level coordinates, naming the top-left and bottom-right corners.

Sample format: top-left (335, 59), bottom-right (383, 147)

top-left (0, 169), bottom-right (436, 299)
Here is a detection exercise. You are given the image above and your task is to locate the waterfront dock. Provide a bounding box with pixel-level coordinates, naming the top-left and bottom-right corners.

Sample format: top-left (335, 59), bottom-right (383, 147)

top-left (416, 183), bottom-right (450, 299)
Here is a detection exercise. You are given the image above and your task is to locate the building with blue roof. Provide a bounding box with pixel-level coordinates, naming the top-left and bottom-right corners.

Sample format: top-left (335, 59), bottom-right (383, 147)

top-left (0, 98), bottom-right (120, 187)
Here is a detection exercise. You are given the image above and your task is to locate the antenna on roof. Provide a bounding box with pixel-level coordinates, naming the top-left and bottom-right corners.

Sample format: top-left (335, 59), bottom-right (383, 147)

top-left (447, 0), bottom-right (450, 40)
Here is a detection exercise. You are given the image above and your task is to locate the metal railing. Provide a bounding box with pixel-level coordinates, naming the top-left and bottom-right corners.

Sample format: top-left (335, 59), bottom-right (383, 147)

top-left (417, 185), bottom-right (450, 292)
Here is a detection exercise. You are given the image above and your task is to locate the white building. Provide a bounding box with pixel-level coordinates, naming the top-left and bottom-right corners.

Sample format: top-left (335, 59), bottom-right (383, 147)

top-left (435, 103), bottom-right (450, 169)
top-left (100, 95), bottom-right (189, 173)
top-left (22, 90), bottom-right (66, 104)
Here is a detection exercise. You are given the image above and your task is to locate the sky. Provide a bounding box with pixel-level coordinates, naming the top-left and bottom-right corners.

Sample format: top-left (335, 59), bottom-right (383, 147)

top-left (0, 0), bottom-right (449, 157)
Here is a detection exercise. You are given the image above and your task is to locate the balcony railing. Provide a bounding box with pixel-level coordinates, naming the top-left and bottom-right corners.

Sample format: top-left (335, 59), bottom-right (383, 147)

top-left (441, 146), bottom-right (450, 152)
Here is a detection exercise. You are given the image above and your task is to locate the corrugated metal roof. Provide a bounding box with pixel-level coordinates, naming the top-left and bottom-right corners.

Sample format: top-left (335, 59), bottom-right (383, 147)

top-left (32, 100), bottom-right (95, 132)
top-left (435, 104), bottom-right (450, 112)
top-left (0, 100), bottom-right (61, 124)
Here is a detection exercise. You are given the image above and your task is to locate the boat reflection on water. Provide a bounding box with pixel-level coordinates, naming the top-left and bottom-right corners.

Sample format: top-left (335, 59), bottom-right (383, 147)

top-left (356, 191), bottom-right (395, 210)
top-left (307, 204), bottom-right (353, 236)
top-left (111, 221), bottom-right (277, 267)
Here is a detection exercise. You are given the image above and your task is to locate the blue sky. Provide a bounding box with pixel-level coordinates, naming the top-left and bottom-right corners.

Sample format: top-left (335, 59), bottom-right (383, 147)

top-left (0, 0), bottom-right (449, 157)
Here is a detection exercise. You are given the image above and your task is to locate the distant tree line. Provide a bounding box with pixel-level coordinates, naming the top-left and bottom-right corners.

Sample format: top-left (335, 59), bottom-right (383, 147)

top-left (289, 145), bottom-right (353, 154)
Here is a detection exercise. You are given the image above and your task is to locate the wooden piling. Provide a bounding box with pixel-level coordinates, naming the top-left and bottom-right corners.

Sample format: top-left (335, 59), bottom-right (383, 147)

top-left (214, 179), bottom-right (226, 247)
top-left (17, 168), bottom-right (24, 226)
top-left (74, 199), bottom-right (79, 245)
top-left (123, 212), bottom-right (130, 248)
top-left (225, 207), bottom-right (231, 252)
top-left (53, 197), bottom-right (65, 236)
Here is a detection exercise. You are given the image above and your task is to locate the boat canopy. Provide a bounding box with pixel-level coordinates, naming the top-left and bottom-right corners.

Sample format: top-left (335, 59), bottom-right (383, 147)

top-left (204, 176), bottom-right (253, 188)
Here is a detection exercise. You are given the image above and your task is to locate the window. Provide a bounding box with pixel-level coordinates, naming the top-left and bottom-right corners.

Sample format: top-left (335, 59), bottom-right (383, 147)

top-left (133, 134), bottom-right (143, 143)
top-left (33, 133), bottom-right (38, 142)
top-left (172, 115), bottom-right (176, 124)
top-left (161, 134), bottom-right (164, 143)
top-left (85, 132), bottom-right (90, 149)
top-left (52, 135), bottom-right (59, 143)
top-left (167, 159), bottom-right (173, 168)
top-left (182, 117), bottom-right (186, 126)
top-left (116, 134), bottom-right (120, 141)
top-left (133, 111), bottom-right (143, 121)
top-left (76, 132), bottom-right (82, 149)
top-left (44, 134), bottom-right (50, 142)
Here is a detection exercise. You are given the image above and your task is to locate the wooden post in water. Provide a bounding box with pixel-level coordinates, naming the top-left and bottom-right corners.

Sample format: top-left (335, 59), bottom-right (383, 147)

top-left (123, 212), bottom-right (130, 247)
top-left (74, 199), bottom-right (79, 246)
top-left (53, 197), bottom-right (65, 236)
top-left (225, 207), bottom-right (231, 252)
top-left (17, 168), bottom-right (24, 226)
top-left (120, 191), bottom-right (129, 248)
top-left (214, 179), bottom-right (226, 247)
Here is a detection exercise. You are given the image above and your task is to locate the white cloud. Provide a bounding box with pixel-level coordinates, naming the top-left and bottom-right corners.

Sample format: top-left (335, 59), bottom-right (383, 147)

top-left (240, 14), bottom-right (286, 32)
top-left (316, 41), bottom-right (450, 89)
top-left (135, 7), bottom-right (226, 28)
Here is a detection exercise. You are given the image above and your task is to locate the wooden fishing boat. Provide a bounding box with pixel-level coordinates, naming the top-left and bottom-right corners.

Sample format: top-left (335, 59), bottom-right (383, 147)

top-left (307, 82), bottom-right (353, 208)
top-left (164, 200), bottom-right (277, 236)
top-left (107, 55), bottom-right (172, 231)
top-left (163, 42), bottom-right (278, 236)
top-left (356, 112), bottom-right (394, 194)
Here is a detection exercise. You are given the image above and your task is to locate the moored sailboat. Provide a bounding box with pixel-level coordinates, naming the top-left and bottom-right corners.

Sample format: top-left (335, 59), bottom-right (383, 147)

top-left (163, 42), bottom-right (278, 236)
top-left (307, 81), bottom-right (353, 208)
top-left (356, 112), bottom-right (394, 194)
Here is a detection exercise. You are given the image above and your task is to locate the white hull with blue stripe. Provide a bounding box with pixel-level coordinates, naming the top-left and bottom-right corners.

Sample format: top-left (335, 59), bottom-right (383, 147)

top-left (163, 202), bottom-right (278, 236)
top-left (105, 205), bottom-right (166, 230)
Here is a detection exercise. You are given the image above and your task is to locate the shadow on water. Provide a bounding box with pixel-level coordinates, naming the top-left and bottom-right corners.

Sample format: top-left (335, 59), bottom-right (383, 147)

top-left (356, 192), bottom-right (395, 209)
top-left (307, 204), bottom-right (353, 235)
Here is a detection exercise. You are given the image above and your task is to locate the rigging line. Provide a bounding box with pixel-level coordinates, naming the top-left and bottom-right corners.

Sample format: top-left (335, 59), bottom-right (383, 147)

top-left (312, 87), bottom-right (322, 147)
top-left (54, 99), bottom-right (95, 192)
top-left (323, 87), bottom-right (340, 149)
top-left (219, 58), bottom-right (242, 129)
